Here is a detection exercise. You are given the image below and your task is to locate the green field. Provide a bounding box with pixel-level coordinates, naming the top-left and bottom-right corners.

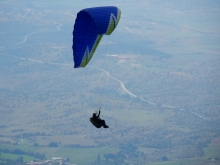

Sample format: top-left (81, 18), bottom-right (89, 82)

top-left (0, 144), bottom-right (119, 164)
top-left (1, 144), bottom-right (219, 164)
top-left (0, 153), bottom-right (34, 162)
top-left (203, 147), bottom-right (220, 159)
top-left (150, 160), bottom-right (201, 165)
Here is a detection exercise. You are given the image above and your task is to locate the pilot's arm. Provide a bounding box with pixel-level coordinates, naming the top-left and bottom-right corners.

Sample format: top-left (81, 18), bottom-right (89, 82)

top-left (97, 110), bottom-right (100, 118)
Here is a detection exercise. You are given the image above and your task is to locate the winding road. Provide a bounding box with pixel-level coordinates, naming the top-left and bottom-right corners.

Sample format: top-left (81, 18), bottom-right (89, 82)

top-left (13, 32), bottom-right (38, 46)
top-left (89, 67), bottom-right (137, 98)
top-left (125, 26), bottom-right (138, 34)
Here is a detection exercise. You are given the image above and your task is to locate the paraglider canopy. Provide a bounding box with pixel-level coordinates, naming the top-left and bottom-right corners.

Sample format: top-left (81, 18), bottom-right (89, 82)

top-left (72, 6), bottom-right (121, 68)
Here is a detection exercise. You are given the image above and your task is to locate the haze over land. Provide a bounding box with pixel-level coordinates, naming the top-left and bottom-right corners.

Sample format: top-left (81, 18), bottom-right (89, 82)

top-left (0, 0), bottom-right (220, 165)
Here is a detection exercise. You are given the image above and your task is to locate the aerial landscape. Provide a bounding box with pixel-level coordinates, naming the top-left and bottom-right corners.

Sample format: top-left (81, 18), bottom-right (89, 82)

top-left (0, 0), bottom-right (220, 165)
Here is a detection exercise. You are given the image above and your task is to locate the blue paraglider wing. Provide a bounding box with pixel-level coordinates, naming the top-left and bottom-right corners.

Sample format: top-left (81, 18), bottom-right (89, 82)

top-left (72, 6), bottom-right (121, 68)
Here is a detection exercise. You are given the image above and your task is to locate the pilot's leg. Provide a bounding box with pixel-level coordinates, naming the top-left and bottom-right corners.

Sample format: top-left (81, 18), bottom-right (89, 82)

top-left (101, 120), bottom-right (109, 128)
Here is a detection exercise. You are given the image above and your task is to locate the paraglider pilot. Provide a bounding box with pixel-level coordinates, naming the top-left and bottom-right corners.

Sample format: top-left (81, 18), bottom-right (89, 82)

top-left (90, 109), bottom-right (109, 128)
